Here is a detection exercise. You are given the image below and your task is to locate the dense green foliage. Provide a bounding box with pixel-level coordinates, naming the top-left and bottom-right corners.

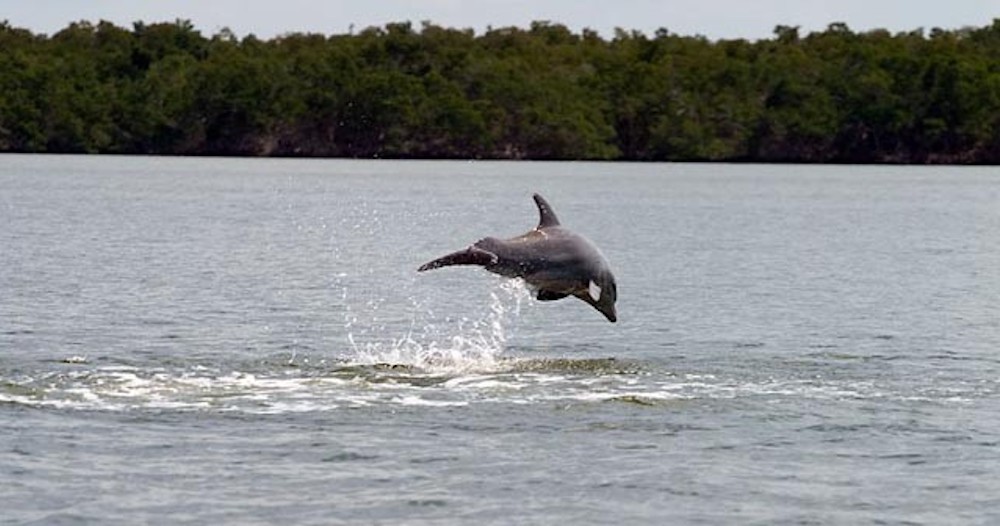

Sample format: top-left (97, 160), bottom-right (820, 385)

top-left (2, 19), bottom-right (1000, 162)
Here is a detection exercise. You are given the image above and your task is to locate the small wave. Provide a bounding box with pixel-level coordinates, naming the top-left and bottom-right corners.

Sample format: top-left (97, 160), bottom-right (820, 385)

top-left (6, 357), bottom-right (977, 415)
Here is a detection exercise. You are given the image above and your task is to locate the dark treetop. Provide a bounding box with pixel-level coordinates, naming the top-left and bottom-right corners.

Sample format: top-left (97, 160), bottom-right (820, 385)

top-left (2, 18), bottom-right (1000, 163)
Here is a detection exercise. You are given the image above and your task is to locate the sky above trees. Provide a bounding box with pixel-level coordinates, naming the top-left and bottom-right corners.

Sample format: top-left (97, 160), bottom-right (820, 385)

top-left (5, 0), bottom-right (997, 41)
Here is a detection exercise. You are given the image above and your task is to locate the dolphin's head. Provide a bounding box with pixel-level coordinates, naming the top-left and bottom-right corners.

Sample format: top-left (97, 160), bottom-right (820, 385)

top-left (583, 269), bottom-right (618, 323)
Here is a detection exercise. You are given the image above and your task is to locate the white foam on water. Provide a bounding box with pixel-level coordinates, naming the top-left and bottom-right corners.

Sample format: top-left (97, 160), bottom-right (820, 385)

top-left (0, 364), bottom-right (984, 414)
top-left (441, 375), bottom-right (526, 391)
top-left (391, 395), bottom-right (470, 407)
top-left (0, 367), bottom-right (359, 413)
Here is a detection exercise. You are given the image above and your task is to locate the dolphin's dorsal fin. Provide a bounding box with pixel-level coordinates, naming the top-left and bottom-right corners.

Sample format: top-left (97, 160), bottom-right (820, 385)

top-left (532, 193), bottom-right (561, 229)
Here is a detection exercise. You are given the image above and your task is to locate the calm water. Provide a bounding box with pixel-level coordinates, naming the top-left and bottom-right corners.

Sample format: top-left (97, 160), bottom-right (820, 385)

top-left (1, 155), bottom-right (998, 524)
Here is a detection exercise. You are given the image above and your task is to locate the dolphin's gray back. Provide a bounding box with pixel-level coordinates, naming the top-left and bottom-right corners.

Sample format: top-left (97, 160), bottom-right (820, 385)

top-left (476, 227), bottom-right (609, 281)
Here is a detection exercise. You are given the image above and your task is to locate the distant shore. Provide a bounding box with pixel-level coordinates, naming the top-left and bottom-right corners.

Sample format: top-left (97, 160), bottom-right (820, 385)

top-left (2, 19), bottom-right (999, 163)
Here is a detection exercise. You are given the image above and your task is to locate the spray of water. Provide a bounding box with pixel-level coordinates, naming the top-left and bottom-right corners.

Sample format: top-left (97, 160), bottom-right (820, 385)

top-left (347, 279), bottom-right (532, 372)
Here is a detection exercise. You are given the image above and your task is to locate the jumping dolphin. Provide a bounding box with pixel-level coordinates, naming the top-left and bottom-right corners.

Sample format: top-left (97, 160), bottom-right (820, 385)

top-left (417, 194), bottom-right (618, 323)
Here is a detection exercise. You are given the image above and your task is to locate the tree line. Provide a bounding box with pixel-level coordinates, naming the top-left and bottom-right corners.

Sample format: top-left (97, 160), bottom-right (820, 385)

top-left (2, 18), bottom-right (999, 162)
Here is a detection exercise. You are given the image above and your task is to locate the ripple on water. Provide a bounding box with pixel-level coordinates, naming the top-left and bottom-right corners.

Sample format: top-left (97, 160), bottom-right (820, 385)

top-left (1, 353), bottom-right (986, 414)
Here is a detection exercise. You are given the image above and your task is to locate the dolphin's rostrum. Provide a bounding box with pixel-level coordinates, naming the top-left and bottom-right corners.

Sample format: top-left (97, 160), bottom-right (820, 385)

top-left (418, 194), bottom-right (618, 322)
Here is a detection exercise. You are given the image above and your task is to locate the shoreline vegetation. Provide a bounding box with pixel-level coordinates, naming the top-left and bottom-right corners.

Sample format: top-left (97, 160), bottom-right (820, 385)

top-left (1, 19), bottom-right (999, 163)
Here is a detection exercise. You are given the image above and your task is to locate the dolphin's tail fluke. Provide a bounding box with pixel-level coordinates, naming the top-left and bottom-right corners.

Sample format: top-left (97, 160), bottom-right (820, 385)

top-left (417, 246), bottom-right (499, 272)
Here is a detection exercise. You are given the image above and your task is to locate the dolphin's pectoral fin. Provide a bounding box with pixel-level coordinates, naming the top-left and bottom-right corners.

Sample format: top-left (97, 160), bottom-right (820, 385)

top-left (418, 246), bottom-right (498, 272)
top-left (536, 289), bottom-right (570, 301)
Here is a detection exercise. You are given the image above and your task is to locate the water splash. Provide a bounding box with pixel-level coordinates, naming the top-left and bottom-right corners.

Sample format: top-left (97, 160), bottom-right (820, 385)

top-left (347, 279), bottom-right (532, 372)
